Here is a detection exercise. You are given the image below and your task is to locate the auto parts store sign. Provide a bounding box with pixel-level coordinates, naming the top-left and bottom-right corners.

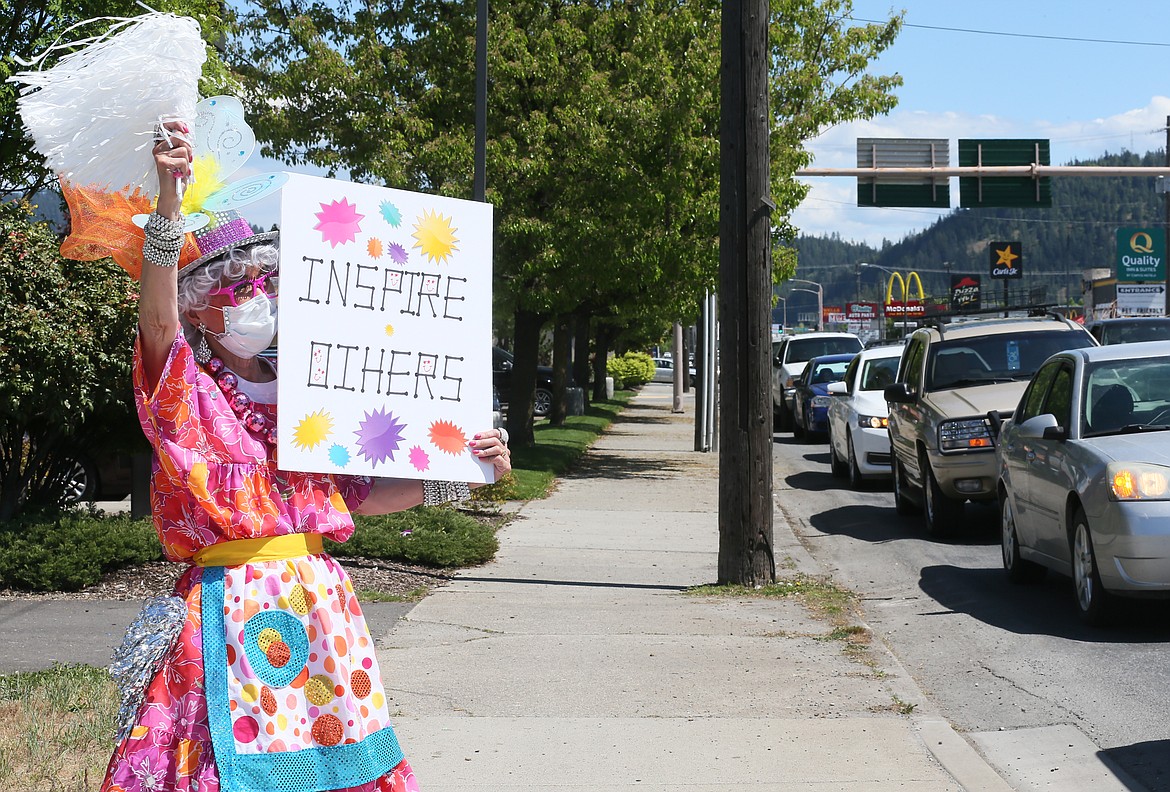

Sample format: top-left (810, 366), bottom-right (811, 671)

top-left (1116, 228), bottom-right (1166, 281)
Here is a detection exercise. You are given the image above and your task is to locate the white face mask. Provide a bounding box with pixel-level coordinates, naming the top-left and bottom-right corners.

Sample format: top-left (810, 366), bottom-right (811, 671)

top-left (214, 294), bottom-right (277, 359)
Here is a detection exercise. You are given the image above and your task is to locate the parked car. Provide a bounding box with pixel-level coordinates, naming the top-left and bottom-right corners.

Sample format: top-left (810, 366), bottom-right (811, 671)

top-left (652, 356), bottom-right (696, 385)
top-left (826, 344), bottom-right (903, 488)
top-left (996, 340), bottom-right (1170, 624)
top-left (772, 332), bottom-right (863, 431)
top-left (58, 447), bottom-right (135, 503)
top-left (1085, 316), bottom-right (1170, 345)
top-left (492, 346), bottom-right (556, 417)
top-left (885, 315), bottom-right (1096, 535)
top-left (791, 353), bottom-right (855, 439)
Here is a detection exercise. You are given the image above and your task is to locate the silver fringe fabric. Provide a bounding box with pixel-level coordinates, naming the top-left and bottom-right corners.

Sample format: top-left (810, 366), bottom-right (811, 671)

top-left (109, 595), bottom-right (188, 742)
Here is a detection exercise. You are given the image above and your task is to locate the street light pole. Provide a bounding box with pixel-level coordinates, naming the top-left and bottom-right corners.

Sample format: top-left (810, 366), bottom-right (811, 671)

top-left (789, 278), bottom-right (824, 330)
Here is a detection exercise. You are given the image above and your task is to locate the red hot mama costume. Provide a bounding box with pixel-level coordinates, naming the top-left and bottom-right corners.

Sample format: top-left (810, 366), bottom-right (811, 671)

top-left (8, 13), bottom-right (421, 791)
top-left (98, 329), bottom-right (421, 792)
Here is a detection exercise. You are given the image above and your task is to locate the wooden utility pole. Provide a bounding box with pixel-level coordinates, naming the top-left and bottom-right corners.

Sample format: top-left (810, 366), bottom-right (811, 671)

top-left (717, 0), bottom-right (774, 585)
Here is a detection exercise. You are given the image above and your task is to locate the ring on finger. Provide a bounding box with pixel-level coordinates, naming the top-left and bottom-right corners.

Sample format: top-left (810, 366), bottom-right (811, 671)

top-left (498, 428), bottom-right (509, 445)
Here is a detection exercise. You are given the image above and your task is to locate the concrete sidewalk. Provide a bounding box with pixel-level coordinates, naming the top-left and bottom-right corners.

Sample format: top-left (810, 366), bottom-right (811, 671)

top-left (377, 385), bottom-right (1014, 791)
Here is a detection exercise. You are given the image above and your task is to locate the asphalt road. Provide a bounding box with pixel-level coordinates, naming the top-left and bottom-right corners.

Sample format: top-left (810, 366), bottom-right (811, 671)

top-left (772, 432), bottom-right (1170, 792)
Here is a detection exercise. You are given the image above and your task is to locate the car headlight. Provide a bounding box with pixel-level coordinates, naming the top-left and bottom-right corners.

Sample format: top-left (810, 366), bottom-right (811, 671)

top-left (938, 418), bottom-right (993, 451)
top-left (858, 414), bottom-right (888, 429)
top-left (812, 395), bottom-right (831, 408)
top-left (784, 377), bottom-right (796, 390)
top-left (1108, 462), bottom-right (1170, 501)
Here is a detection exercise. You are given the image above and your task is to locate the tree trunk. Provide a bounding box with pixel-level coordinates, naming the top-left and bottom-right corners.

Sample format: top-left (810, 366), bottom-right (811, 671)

top-left (506, 308), bottom-right (546, 447)
top-left (573, 310), bottom-right (592, 407)
top-left (592, 323), bottom-right (614, 402)
top-left (717, 0), bottom-right (774, 586)
top-left (550, 315), bottom-right (571, 426)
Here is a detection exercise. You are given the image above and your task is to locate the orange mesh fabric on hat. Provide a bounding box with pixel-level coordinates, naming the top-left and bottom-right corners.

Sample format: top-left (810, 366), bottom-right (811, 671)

top-left (60, 182), bottom-right (200, 280)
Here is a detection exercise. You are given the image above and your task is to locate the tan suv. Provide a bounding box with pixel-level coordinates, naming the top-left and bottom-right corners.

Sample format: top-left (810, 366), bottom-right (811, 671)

top-left (884, 315), bottom-right (1095, 535)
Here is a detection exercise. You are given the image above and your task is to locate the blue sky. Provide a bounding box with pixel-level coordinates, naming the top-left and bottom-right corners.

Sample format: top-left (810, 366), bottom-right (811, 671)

top-left (790, 0), bottom-right (1170, 246)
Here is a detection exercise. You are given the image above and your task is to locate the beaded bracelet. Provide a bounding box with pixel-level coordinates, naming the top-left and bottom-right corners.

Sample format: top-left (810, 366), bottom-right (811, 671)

top-left (144, 212), bottom-right (185, 241)
top-left (422, 480), bottom-right (471, 506)
top-left (143, 212), bottom-right (185, 268)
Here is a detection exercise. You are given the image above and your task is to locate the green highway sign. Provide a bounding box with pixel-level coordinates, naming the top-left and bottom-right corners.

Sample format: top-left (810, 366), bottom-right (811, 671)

top-left (1117, 227), bottom-right (1166, 281)
top-left (959, 139), bottom-right (1052, 208)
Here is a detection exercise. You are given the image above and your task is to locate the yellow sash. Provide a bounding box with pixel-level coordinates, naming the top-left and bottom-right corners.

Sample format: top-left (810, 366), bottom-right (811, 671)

top-left (193, 533), bottom-right (323, 568)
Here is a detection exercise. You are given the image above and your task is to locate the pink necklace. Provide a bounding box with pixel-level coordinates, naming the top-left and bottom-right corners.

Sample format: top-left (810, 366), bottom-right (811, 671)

top-left (205, 357), bottom-right (278, 446)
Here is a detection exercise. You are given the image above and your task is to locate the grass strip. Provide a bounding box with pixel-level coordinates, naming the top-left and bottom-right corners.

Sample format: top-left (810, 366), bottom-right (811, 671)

top-left (0, 664), bottom-right (117, 790)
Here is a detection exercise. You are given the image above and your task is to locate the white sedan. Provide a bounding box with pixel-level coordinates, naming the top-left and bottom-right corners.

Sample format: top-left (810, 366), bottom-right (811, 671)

top-left (826, 345), bottom-right (903, 488)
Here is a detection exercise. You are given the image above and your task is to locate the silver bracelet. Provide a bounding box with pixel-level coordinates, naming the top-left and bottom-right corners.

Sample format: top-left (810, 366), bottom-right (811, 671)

top-left (143, 212), bottom-right (185, 268)
top-left (422, 480), bottom-right (471, 506)
top-left (144, 212), bottom-right (185, 242)
top-left (143, 242), bottom-right (180, 268)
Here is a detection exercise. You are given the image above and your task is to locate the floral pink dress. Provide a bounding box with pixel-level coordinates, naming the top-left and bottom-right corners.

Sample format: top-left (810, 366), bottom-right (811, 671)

top-left (101, 329), bottom-right (419, 792)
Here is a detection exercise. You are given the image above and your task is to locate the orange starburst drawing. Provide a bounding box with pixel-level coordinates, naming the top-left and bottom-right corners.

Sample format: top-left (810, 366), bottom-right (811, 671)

top-left (428, 420), bottom-right (467, 456)
top-left (368, 238), bottom-right (384, 258)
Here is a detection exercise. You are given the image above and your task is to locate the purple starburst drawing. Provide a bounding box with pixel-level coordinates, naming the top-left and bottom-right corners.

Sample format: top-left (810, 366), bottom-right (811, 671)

top-left (353, 407), bottom-right (408, 468)
top-left (388, 242), bottom-right (408, 265)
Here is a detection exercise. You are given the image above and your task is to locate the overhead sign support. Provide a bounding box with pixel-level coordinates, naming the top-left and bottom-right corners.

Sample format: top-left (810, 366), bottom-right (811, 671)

top-left (959, 139), bottom-right (1052, 208)
top-left (857, 138), bottom-right (950, 208)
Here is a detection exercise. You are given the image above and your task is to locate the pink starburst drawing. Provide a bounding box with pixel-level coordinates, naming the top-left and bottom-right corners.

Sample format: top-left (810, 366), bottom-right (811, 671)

top-left (408, 445), bottom-right (430, 471)
top-left (314, 197), bottom-right (365, 248)
top-left (388, 242), bottom-right (408, 265)
top-left (353, 407), bottom-right (407, 468)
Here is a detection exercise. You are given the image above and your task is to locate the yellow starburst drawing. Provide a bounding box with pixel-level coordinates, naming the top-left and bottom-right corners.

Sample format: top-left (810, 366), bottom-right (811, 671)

top-left (293, 410), bottom-right (334, 450)
top-left (412, 208), bottom-right (459, 265)
top-left (384, 323), bottom-right (395, 337)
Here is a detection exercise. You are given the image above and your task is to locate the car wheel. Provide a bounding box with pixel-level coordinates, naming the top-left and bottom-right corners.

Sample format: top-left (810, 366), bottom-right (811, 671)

top-left (1001, 495), bottom-right (1045, 583)
top-left (891, 455), bottom-right (917, 515)
top-left (828, 430), bottom-right (847, 477)
top-left (792, 406), bottom-right (805, 438)
top-left (923, 457), bottom-right (963, 536)
top-left (58, 453), bottom-right (97, 504)
top-left (847, 430), bottom-right (864, 490)
top-left (1072, 510), bottom-right (1111, 626)
top-left (533, 388), bottom-right (553, 418)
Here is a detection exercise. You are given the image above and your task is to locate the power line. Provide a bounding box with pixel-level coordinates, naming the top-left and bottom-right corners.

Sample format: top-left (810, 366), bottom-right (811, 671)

top-left (850, 17), bottom-right (1170, 48)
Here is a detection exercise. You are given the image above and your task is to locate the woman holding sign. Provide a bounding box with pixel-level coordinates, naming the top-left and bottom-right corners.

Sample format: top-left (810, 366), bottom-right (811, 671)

top-left (95, 121), bottom-right (509, 792)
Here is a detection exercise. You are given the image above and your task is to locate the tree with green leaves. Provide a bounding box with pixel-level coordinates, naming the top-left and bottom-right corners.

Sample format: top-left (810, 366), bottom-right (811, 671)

top-left (229, 0), bottom-right (901, 445)
top-left (0, 201), bottom-right (141, 520)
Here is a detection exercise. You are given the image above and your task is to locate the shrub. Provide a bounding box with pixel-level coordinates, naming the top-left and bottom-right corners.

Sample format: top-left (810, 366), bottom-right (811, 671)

top-left (606, 352), bottom-right (655, 389)
top-left (0, 509), bottom-right (161, 592)
top-left (328, 506), bottom-right (498, 567)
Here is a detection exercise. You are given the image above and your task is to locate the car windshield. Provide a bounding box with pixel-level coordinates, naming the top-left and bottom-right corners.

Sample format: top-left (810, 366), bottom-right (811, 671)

top-left (1103, 320), bottom-right (1170, 345)
top-left (807, 360), bottom-right (850, 384)
top-left (1083, 357), bottom-right (1170, 436)
top-left (925, 330), bottom-right (1094, 391)
top-left (860, 357), bottom-right (899, 391)
top-left (787, 336), bottom-right (862, 364)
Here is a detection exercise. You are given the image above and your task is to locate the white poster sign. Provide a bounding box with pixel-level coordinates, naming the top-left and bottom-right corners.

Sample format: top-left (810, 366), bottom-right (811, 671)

top-left (1116, 283), bottom-right (1166, 317)
top-left (277, 173), bottom-right (495, 482)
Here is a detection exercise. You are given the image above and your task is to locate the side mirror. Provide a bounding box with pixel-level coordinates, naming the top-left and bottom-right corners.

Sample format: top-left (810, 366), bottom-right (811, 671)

top-left (1018, 413), bottom-right (1064, 440)
top-left (827, 381), bottom-right (847, 395)
top-left (498, 359), bottom-right (513, 372)
top-left (884, 382), bottom-right (915, 404)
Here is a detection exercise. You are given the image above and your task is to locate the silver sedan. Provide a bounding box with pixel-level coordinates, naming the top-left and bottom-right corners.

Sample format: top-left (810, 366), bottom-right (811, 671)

top-left (996, 340), bottom-right (1170, 625)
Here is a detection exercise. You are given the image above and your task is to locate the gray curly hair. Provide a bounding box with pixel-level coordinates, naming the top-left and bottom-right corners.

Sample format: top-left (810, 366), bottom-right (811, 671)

top-left (177, 242), bottom-right (279, 342)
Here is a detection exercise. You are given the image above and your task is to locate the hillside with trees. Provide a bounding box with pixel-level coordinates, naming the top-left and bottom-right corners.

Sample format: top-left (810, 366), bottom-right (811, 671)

top-left (792, 149), bottom-right (1165, 310)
